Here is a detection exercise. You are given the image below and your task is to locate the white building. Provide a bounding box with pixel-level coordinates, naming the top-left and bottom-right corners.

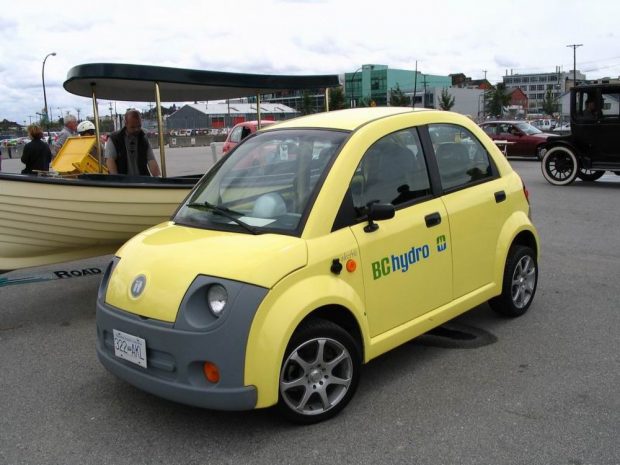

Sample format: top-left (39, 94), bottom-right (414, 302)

top-left (503, 69), bottom-right (586, 113)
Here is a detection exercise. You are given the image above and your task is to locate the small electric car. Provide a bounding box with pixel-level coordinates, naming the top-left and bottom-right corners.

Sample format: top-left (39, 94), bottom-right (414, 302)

top-left (96, 107), bottom-right (539, 423)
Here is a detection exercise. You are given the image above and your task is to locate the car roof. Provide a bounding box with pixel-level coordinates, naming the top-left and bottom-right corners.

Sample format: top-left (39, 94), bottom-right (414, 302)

top-left (481, 120), bottom-right (529, 124)
top-left (264, 107), bottom-right (432, 132)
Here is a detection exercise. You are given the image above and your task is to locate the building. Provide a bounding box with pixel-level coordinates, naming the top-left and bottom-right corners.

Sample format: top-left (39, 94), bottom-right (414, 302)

top-left (260, 88), bottom-right (331, 114)
top-left (345, 64), bottom-right (452, 107)
top-left (502, 69), bottom-right (586, 114)
top-left (430, 87), bottom-right (485, 117)
top-left (165, 102), bottom-right (298, 131)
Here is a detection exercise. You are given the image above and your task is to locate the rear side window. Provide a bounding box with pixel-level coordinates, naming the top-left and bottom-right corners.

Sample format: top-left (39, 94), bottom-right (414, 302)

top-left (350, 128), bottom-right (431, 212)
top-left (229, 126), bottom-right (243, 143)
top-left (429, 123), bottom-right (494, 191)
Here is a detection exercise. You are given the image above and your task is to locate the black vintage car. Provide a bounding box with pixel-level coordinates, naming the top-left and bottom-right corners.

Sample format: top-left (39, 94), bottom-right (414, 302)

top-left (541, 84), bottom-right (620, 185)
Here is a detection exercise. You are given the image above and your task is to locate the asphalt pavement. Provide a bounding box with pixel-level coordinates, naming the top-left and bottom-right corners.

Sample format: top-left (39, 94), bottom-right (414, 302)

top-left (0, 159), bottom-right (619, 465)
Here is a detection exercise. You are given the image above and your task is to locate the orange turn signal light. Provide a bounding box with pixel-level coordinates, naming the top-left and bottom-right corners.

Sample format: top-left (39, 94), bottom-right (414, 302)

top-left (203, 361), bottom-right (220, 383)
top-left (346, 259), bottom-right (357, 272)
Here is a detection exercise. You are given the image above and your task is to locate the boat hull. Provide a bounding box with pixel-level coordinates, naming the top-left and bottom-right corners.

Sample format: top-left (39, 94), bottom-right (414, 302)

top-left (0, 174), bottom-right (197, 271)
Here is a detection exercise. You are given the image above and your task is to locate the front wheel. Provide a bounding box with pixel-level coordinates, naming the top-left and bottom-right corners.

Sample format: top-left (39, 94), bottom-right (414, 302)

top-left (541, 146), bottom-right (579, 185)
top-left (489, 245), bottom-right (538, 318)
top-left (577, 169), bottom-right (605, 182)
top-left (278, 319), bottom-right (361, 424)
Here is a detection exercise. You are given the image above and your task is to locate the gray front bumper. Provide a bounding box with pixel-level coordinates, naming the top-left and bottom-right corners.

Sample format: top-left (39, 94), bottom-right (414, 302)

top-left (96, 274), bottom-right (268, 411)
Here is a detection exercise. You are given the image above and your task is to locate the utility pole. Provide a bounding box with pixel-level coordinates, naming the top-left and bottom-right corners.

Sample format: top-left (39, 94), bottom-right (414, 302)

top-left (566, 44), bottom-right (583, 88)
top-left (412, 61), bottom-right (418, 108)
top-left (483, 69), bottom-right (487, 81)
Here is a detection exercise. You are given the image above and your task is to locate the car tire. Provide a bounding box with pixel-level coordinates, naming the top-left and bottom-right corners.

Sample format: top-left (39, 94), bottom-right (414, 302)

top-left (541, 146), bottom-right (579, 186)
top-left (577, 169), bottom-right (605, 182)
top-left (489, 245), bottom-right (538, 318)
top-left (536, 145), bottom-right (547, 160)
top-left (277, 319), bottom-right (361, 424)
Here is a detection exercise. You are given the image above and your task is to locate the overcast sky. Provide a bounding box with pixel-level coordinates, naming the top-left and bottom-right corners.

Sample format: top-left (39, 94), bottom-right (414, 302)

top-left (1, 0), bottom-right (618, 124)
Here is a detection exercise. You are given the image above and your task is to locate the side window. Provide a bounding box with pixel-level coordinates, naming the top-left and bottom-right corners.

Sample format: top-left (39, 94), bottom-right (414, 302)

top-left (601, 92), bottom-right (619, 119)
top-left (350, 128), bottom-right (431, 212)
top-left (429, 123), bottom-right (494, 191)
top-left (230, 126), bottom-right (243, 143)
top-left (482, 124), bottom-right (496, 136)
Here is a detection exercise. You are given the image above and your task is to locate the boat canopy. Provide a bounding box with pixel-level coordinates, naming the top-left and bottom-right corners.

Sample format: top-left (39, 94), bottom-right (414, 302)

top-left (64, 63), bottom-right (340, 102)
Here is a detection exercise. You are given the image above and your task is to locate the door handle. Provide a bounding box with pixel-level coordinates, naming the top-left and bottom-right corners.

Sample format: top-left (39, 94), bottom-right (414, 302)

top-left (425, 212), bottom-right (442, 228)
top-left (494, 191), bottom-right (506, 203)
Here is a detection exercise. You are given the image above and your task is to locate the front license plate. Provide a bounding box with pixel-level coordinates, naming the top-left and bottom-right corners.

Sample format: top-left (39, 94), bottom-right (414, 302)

top-left (113, 329), bottom-right (147, 368)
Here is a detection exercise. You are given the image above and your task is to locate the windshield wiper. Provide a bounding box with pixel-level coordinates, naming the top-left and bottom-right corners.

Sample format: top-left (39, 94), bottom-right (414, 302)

top-left (186, 201), bottom-right (260, 235)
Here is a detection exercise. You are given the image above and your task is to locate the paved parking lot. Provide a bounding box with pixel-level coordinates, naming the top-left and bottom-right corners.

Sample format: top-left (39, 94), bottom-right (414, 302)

top-left (0, 160), bottom-right (618, 465)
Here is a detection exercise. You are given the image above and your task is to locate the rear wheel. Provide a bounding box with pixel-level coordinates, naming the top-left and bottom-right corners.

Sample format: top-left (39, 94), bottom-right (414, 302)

top-left (489, 245), bottom-right (538, 318)
top-left (277, 319), bottom-right (361, 424)
top-left (541, 146), bottom-right (578, 185)
top-left (536, 145), bottom-right (546, 160)
top-left (577, 169), bottom-right (605, 182)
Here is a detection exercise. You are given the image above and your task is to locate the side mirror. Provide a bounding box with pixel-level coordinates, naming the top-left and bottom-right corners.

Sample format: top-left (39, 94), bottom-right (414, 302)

top-left (364, 202), bottom-right (395, 232)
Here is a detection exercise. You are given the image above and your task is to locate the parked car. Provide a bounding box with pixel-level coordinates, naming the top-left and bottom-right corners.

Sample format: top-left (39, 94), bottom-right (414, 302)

top-left (541, 83), bottom-right (620, 185)
top-left (96, 108), bottom-right (539, 424)
top-left (479, 120), bottom-right (557, 159)
top-left (529, 118), bottom-right (557, 132)
top-left (222, 120), bottom-right (276, 154)
top-left (552, 123), bottom-right (571, 135)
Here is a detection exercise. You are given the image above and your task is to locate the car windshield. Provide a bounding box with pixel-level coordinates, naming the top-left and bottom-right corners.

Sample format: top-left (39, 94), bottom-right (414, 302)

top-left (515, 122), bottom-right (542, 135)
top-left (174, 128), bottom-right (348, 234)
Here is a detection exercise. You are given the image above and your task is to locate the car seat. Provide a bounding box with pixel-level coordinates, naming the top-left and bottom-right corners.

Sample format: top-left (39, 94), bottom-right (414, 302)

top-left (435, 142), bottom-right (471, 189)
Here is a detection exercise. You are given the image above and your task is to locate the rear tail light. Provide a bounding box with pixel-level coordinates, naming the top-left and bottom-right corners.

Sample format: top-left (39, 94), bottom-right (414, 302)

top-left (518, 175), bottom-right (530, 204)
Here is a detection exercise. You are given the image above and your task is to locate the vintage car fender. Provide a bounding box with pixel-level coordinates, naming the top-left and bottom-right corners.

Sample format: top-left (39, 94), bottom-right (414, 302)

top-left (244, 272), bottom-right (368, 408)
top-left (544, 135), bottom-right (579, 154)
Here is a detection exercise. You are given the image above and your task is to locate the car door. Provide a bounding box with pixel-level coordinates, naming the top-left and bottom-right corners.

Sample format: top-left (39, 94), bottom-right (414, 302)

top-left (429, 123), bottom-right (508, 298)
top-left (348, 128), bottom-right (453, 337)
top-left (497, 123), bottom-right (523, 156)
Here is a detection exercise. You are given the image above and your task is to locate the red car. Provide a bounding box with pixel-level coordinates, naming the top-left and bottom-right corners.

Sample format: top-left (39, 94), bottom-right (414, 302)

top-left (222, 120), bottom-right (276, 154)
top-left (480, 121), bottom-right (557, 159)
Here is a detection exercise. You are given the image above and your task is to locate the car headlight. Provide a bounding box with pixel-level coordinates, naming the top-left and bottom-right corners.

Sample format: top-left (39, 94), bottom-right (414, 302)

top-left (207, 284), bottom-right (228, 317)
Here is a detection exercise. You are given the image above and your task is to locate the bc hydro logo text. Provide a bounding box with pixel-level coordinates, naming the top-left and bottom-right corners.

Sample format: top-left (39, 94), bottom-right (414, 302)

top-left (371, 244), bottom-right (431, 280)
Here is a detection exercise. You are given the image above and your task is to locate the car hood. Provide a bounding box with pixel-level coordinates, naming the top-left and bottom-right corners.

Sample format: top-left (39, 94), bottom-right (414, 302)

top-left (105, 222), bottom-right (307, 322)
top-left (532, 132), bottom-right (557, 139)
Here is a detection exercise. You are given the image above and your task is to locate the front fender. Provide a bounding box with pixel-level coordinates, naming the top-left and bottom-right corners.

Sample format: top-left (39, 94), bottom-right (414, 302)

top-left (244, 273), bottom-right (367, 408)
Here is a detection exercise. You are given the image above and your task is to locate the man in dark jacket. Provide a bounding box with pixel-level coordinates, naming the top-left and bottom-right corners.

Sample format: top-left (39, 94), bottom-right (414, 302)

top-left (104, 110), bottom-right (161, 176)
top-left (21, 124), bottom-right (52, 174)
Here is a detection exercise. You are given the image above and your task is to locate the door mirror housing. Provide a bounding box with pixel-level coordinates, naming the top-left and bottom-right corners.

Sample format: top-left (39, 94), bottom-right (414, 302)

top-left (364, 202), bottom-right (395, 232)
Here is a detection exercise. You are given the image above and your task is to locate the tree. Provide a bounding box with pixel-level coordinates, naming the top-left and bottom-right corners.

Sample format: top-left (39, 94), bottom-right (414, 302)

top-left (389, 83), bottom-right (410, 106)
top-left (439, 88), bottom-right (455, 111)
top-left (329, 86), bottom-right (346, 110)
top-left (486, 83), bottom-right (511, 117)
top-left (542, 89), bottom-right (557, 115)
top-left (301, 91), bottom-right (314, 115)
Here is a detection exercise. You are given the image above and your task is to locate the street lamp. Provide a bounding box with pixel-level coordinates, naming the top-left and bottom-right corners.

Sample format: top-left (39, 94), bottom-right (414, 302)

top-left (348, 67), bottom-right (362, 108)
top-left (42, 52), bottom-right (56, 137)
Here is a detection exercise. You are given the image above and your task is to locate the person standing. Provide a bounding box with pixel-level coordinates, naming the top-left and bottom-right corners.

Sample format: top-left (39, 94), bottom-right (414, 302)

top-left (104, 109), bottom-right (161, 176)
top-left (21, 124), bottom-right (52, 174)
top-left (52, 114), bottom-right (78, 155)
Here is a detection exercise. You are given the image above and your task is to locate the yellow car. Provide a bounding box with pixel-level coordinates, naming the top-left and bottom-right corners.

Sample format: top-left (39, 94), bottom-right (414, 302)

top-left (96, 107), bottom-right (539, 423)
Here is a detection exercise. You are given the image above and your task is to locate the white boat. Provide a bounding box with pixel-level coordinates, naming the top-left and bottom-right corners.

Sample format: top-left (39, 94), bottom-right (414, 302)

top-left (0, 173), bottom-right (195, 270)
top-left (0, 63), bottom-right (339, 271)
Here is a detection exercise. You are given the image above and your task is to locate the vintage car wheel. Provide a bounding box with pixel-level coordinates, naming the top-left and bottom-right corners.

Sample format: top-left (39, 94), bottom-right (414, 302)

top-left (278, 319), bottom-right (361, 424)
top-left (541, 146), bottom-right (579, 185)
top-left (577, 169), bottom-right (605, 182)
top-left (489, 245), bottom-right (538, 318)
